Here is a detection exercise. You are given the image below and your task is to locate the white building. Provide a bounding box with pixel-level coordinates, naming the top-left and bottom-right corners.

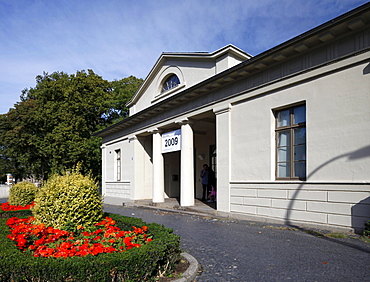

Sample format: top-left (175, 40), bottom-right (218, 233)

top-left (95, 4), bottom-right (370, 232)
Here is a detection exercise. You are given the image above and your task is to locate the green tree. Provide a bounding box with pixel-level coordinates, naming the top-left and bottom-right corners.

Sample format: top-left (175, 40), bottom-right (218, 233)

top-left (0, 70), bottom-right (142, 180)
top-left (109, 76), bottom-right (143, 121)
top-left (0, 149), bottom-right (11, 183)
top-left (0, 99), bottom-right (39, 180)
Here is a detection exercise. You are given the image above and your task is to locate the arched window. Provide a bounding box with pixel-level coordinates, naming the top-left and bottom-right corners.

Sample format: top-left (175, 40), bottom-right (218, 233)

top-left (162, 74), bottom-right (180, 93)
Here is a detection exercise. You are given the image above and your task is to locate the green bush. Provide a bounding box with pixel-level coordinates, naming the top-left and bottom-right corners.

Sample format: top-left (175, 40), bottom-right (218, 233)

top-left (0, 209), bottom-right (32, 219)
top-left (32, 171), bottom-right (103, 230)
top-left (8, 181), bottom-right (38, 206)
top-left (0, 213), bottom-right (181, 281)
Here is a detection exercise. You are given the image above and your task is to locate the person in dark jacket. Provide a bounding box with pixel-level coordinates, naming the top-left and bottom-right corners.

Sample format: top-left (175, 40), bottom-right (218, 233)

top-left (200, 164), bottom-right (216, 201)
top-left (200, 164), bottom-right (210, 201)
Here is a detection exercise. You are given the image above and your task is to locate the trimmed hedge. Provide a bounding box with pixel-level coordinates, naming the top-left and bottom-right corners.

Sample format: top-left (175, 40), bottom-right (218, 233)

top-left (0, 212), bottom-right (181, 281)
top-left (8, 181), bottom-right (38, 206)
top-left (32, 172), bottom-right (104, 230)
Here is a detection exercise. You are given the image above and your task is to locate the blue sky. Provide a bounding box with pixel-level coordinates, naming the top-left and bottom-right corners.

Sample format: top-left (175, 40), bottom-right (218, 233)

top-left (0, 0), bottom-right (368, 114)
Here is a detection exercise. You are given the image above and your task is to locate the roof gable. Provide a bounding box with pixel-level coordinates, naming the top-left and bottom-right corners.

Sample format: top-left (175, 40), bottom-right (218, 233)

top-left (127, 45), bottom-right (251, 115)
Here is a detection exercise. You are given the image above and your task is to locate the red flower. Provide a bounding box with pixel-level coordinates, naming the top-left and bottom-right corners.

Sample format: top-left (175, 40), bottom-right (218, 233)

top-left (6, 216), bottom-right (153, 258)
top-left (1, 202), bottom-right (35, 211)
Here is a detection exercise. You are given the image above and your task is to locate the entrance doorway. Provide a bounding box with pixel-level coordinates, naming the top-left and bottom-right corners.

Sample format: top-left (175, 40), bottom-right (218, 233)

top-left (191, 111), bottom-right (216, 207)
top-left (158, 110), bottom-right (216, 206)
top-left (164, 151), bottom-right (180, 198)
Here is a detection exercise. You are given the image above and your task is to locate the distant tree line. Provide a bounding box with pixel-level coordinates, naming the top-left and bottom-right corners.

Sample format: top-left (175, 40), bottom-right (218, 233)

top-left (0, 70), bottom-right (143, 182)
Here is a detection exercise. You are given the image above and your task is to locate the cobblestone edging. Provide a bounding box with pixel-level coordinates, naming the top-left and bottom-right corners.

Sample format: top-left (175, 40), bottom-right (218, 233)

top-left (174, 253), bottom-right (199, 282)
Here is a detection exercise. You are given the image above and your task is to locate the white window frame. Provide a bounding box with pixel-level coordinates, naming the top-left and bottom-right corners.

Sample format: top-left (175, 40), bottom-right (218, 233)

top-left (275, 104), bottom-right (306, 180)
top-left (115, 149), bottom-right (121, 181)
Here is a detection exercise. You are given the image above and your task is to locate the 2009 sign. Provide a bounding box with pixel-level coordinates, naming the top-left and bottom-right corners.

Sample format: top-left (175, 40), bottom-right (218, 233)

top-left (165, 137), bottom-right (178, 147)
top-left (162, 129), bottom-right (181, 153)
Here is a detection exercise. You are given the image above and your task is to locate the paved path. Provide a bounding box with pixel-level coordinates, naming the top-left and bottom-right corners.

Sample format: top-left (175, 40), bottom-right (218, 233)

top-left (104, 204), bottom-right (370, 282)
top-left (2, 198), bottom-right (369, 281)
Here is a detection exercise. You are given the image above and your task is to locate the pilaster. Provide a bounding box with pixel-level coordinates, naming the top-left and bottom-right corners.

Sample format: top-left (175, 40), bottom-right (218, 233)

top-left (214, 104), bottom-right (232, 212)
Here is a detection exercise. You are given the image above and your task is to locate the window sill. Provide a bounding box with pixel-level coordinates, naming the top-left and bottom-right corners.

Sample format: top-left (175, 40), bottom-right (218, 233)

top-left (152, 84), bottom-right (185, 103)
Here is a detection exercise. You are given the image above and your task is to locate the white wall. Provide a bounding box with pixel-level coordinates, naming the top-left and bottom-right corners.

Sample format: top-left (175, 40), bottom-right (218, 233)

top-left (0, 185), bottom-right (10, 198)
top-left (103, 134), bottom-right (153, 204)
top-left (132, 136), bottom-right (153, 200)
top-left (103, 138), bottom-right (133, 202)
top-left (133, 59), bottom-right (216, 114)
top-left (225, 56), bottom-right (370, 231)
top-left (231, 60), bottom-right (370, 182)
top-left (306, 64), bottom-right (370, 181)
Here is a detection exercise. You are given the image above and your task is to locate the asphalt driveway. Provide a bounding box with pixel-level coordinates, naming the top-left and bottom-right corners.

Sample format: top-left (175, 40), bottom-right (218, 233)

top-left (104, 204), bottom-right (370, 282)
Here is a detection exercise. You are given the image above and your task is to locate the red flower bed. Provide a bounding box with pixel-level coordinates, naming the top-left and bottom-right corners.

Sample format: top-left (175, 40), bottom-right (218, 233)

top-left (1, 202), bottom-right (35, 211)
top-left (6, 216), bottom-right (153, 258)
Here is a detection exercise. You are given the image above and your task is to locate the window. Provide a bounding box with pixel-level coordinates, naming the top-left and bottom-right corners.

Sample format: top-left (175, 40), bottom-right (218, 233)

top-left (275, 104), bottom-right (306, 180)
top-left (115, 149), bottom-right (121, 181)
top-left (162, 74), bottom-right (180, 93)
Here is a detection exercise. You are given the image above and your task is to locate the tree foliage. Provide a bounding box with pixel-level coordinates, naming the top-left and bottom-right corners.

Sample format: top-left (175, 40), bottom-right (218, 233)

top-left (108, 76), bottom-right (143, 121)
top-left (0, 70), bottom-right (142, 180)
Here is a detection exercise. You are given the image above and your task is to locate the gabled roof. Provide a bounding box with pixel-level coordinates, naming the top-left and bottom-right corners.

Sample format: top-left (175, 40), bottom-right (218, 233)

top-left (126, 44), bottom-right (252, 107)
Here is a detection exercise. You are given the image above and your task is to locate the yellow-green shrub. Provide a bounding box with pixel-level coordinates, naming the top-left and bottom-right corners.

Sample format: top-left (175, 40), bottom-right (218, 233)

top-left (32, 171), bottom-right (103, 230)
top-left (8, 181), bottom-right (38, 206)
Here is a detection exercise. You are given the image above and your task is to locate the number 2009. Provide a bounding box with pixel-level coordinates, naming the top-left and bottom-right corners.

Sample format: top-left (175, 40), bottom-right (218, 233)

top-left (165, 137), bottom-right (178, 147)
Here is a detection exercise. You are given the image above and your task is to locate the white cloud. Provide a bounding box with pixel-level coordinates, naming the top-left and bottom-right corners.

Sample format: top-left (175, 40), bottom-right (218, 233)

top-left (0, 0), bottom-right (367, 114)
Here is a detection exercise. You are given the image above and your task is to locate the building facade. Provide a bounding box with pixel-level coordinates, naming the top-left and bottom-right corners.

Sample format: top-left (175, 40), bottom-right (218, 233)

top-left (95, 4), bottom-right (370, 232)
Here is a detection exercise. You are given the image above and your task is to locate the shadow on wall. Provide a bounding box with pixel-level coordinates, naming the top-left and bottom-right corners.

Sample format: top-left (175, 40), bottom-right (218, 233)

top-left (286, 145), bottom-right (370, 231)
top-left (352, 197), bottom-right (370, 234)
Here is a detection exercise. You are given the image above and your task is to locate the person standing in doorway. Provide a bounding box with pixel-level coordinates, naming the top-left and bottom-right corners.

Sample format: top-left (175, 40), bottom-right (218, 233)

top-left (200, 164), bottom-right (210, 201)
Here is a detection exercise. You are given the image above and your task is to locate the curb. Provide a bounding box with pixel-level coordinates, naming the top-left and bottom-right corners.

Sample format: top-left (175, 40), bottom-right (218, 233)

top-left (130, 203), bottom-right (219, 219)
top-left (173, 252), bottom-right (200, 282)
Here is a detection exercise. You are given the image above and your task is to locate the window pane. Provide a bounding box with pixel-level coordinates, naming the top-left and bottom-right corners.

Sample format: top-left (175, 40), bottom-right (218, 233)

top-left (277, 131), bottom-right (290, 147)
top-left (278, 163), bottom-right (290, 177)
top-left (294, 161), bottom-right (306, 178)
top-left (293, 105), bottom-right (306, 124)
top-left (162, 74), bottom-right (180, 92)
top-left (294, 128), bottom-right (306, 145)
top-left (294, 144), bottom-right (306, 161)
top-left (277, 110), bottom-right (290, 127)
top-left (275, 104), bottom-right (306, 180)
top-left (278, 147), bottom-right (290, 162)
